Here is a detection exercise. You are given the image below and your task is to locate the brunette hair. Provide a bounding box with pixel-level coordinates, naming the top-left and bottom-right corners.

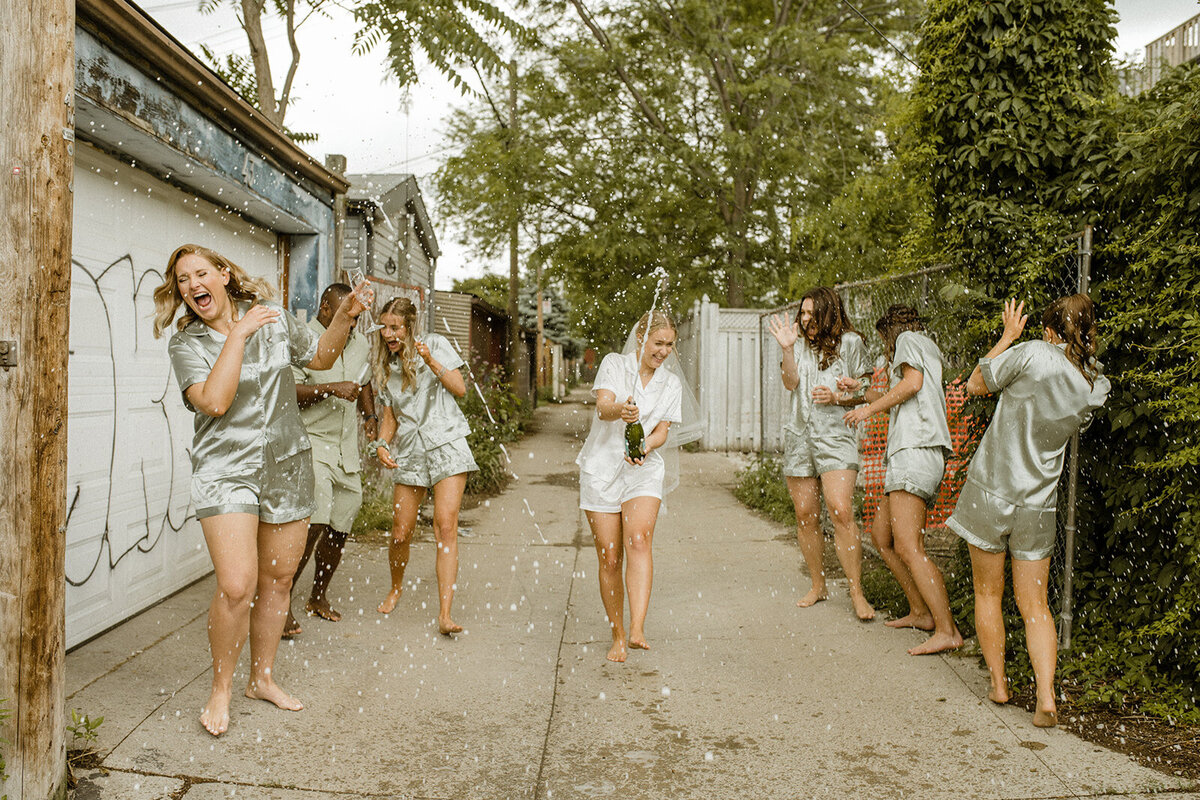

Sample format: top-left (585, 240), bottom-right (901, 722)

top-left (373, 296), bottom-right (420, 392)
top-left (152, 244), bottom-right (275, 337)
top-left (1042, 294), bottom-right (1099, 388)
top-left (875, 304), bottom-right (925, 362)
top-left (799, 286), bottom-right (854, 370)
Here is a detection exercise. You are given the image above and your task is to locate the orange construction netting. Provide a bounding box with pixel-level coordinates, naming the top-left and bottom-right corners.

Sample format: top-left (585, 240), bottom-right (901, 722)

top-left (859, 369), bottom-right (982, 532)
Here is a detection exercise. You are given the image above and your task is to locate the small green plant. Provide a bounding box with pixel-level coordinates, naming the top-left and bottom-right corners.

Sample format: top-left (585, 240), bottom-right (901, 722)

top-left (351, 483), bottom-right (396, 538)
top-left (461, 368), bottom-right (531, 496)
top-left (860, 562), bottom-right (910, 620)
top-left (67, 709), bottom-right (104, 769)
top-left (732, 454), bottom-right (795, 527)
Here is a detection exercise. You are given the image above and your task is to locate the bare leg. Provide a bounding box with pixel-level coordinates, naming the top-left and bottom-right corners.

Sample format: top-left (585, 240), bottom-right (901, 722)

top-left (284, 523), bottom-right (326, 636)
top-left (244, 518), bottom-right (308, 712)
top-left (306, 526), bottom-right (347, 621)
top-left (378, 484), bottom-right (425, 614)
top-left (587, 510), bottom-right (627, 662)
top-left (1012, 557), bottom-right (1057, 726)
top-left (198, 513), bottom-right (259, 736)
top-left (822, 470), bottom-right (874, 620)
top-left (432, 473), bottom-right (468, 635)
top-left (968, 544), bottom-right (1009, 703)
top-left (890, 491), bottom-right (962, 655)
top-left (787, 476), bottom-right (827, 607)
top-left (622, 496), bottom-right (662, 650)
top-left (872, 495), bottom-right (933, 629)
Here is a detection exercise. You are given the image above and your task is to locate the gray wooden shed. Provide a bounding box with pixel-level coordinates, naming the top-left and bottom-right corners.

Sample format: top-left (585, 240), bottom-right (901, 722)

top-left (340, 173), bottom-right (440, 331)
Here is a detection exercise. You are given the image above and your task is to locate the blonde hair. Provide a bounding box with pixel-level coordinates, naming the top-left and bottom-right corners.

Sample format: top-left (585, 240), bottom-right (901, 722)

top-left (635, 310), bottom-right (675, 342)
top-left (152, 244), bottom-right (275, 337)
top-left (373, 296), bottom-right (420, 393)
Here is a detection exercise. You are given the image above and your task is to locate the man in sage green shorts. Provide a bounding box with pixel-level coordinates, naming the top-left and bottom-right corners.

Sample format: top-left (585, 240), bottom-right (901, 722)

top-left (284, 283), bottom-right (378, 636)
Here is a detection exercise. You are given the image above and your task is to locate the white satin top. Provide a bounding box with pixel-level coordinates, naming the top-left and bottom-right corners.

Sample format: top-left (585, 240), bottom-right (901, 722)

top-left (577, 352), bottom-right (682, 481)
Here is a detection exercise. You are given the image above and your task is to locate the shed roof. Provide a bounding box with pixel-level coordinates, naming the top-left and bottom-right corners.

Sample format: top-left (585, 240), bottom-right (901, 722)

top-left (76, 0), bottom-right (349, 195)
top-left (347, 173), bottom-right (441, 260)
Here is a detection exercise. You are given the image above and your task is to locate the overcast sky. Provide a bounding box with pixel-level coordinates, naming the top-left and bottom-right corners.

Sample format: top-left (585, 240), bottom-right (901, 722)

top-left (141, 0), bottom-right (1200, 288)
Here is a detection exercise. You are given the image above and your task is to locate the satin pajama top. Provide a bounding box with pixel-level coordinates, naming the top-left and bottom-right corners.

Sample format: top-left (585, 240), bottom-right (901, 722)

top-left (886, 330), bottom-right (952, 457)
top-left (969, 340), bottom-right (1111, 509)
top-left (785, 331), bottom-right (870, 439)
top-left (292, 318), bottom-right (371, 472)
top-left (577, 351), bottom-right (682, 481)
top-left (378, 334), bottom-right (470, 450)
top-left (168, 300), bottom-right (319, 472)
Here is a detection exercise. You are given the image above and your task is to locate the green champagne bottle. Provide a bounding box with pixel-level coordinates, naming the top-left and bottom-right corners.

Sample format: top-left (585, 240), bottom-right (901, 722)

top-left (624, 399), bottom-right (646, 460)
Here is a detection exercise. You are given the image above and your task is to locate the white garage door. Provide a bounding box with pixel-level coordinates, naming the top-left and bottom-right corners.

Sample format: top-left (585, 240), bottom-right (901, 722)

top-left (66, 142), bottom-right (281, 647)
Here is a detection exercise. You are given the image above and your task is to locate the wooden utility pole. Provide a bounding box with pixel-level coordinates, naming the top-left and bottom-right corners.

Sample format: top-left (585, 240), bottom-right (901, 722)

top-left (505, 59), bottom-right (528, 399)
top-left (325, 154), bottom-right (348, 277)
top-left (535, 258), bottom-right (544, 391)
top-left (0, 0), bottom-right (74, 796)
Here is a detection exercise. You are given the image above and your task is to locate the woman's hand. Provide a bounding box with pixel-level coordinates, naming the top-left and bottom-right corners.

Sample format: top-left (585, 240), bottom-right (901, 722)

top-left (843, 405), bottom-right (873, 428)
top-left (619, 396), bottom-right (640, 424)
top-left (1001, 298), bottom-right (1028, 343)
top-left (767, 313), bottom-right (799, 351)
top-left (415, 341), bottom-right (433, 364)
top-left (811, 385), bottom-right (837, 405)
top-left (339, 279), bottom-right (374, 319)
top-left (376, 446), bottom-right (398, 469)
top-left (836, 376), bottom-right (863, 394)
top-left (230, 303), bottom-right (279, 341)
top-left (624, 439), bottom-right (652, 466)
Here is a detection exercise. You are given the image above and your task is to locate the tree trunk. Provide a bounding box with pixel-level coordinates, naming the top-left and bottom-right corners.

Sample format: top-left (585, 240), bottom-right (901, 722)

top-left (724, 172), bottom-right (752, 308)
top-left (0, 0), bottom-right (74, 795)
top-left (240, 0), bottom-right (281, 124)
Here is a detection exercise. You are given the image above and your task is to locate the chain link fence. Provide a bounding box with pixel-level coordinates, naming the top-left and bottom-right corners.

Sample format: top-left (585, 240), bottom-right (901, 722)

top-left (758, 233), bottom-right (1092, 644)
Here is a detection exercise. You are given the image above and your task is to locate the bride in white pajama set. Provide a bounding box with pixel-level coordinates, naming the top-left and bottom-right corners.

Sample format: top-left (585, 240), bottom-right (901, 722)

top-left (577, 310), bottom-right (697, 663)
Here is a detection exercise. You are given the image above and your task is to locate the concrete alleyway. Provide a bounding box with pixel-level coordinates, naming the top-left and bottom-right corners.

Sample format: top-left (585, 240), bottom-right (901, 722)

top-left (67, 394), bottom-right (1197, 799)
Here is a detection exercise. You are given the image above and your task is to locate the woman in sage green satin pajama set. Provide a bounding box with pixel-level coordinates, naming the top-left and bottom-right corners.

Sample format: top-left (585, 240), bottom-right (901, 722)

top-left (948, 295), bottom-right (1110, 728)
top-left (767, 286), bottom-right (876, 621)
top-left (154, 244), bottom-right (370, 737)
top-left (369, 296), bottom-right (477, 636)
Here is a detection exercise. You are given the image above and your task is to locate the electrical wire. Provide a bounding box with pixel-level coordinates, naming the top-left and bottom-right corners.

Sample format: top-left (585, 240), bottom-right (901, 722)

top-left (839, 0), bottom-right (919, 70)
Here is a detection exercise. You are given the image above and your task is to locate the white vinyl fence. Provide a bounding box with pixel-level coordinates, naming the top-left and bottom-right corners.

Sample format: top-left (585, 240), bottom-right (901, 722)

top-left (677, 296), bottom-right (765, 451)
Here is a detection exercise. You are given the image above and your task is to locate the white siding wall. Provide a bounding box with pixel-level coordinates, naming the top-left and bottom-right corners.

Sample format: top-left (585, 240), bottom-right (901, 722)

top-left (343, 216), bottom-right (367, 275)
top-left (67, 143), bottom-right (278, 647)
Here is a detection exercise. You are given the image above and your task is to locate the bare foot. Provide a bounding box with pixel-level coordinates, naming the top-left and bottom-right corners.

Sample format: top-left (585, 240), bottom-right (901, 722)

top-left (282, 614), bottom-right (302, 638)
top-left (796, 588), bottom-right (828, 608)
top-left (851, 593), bottom-right (876, 622)
top-left (200, 687), bottom-right (232, 736)
top-left (907, 629), bottom-right (964, 656)
top-left (1032, 708), bottom-right (1058, 728)
top-left (988, 678), bottom-right (1010, 705)
top-left (245, 679), bottom-right (304, 712)
top-left (607, 639), bottom-right (628, 662)
top-left (377, 589), bottom-right (402, 614)
top-left (438, 616), bottom-right (464, 636)
top-left (885, 612), bottom-right (935, 630)
top-left (306, 598), bottom-right (342, 622)
top-left (628, 633), bottom-right (650, 651)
